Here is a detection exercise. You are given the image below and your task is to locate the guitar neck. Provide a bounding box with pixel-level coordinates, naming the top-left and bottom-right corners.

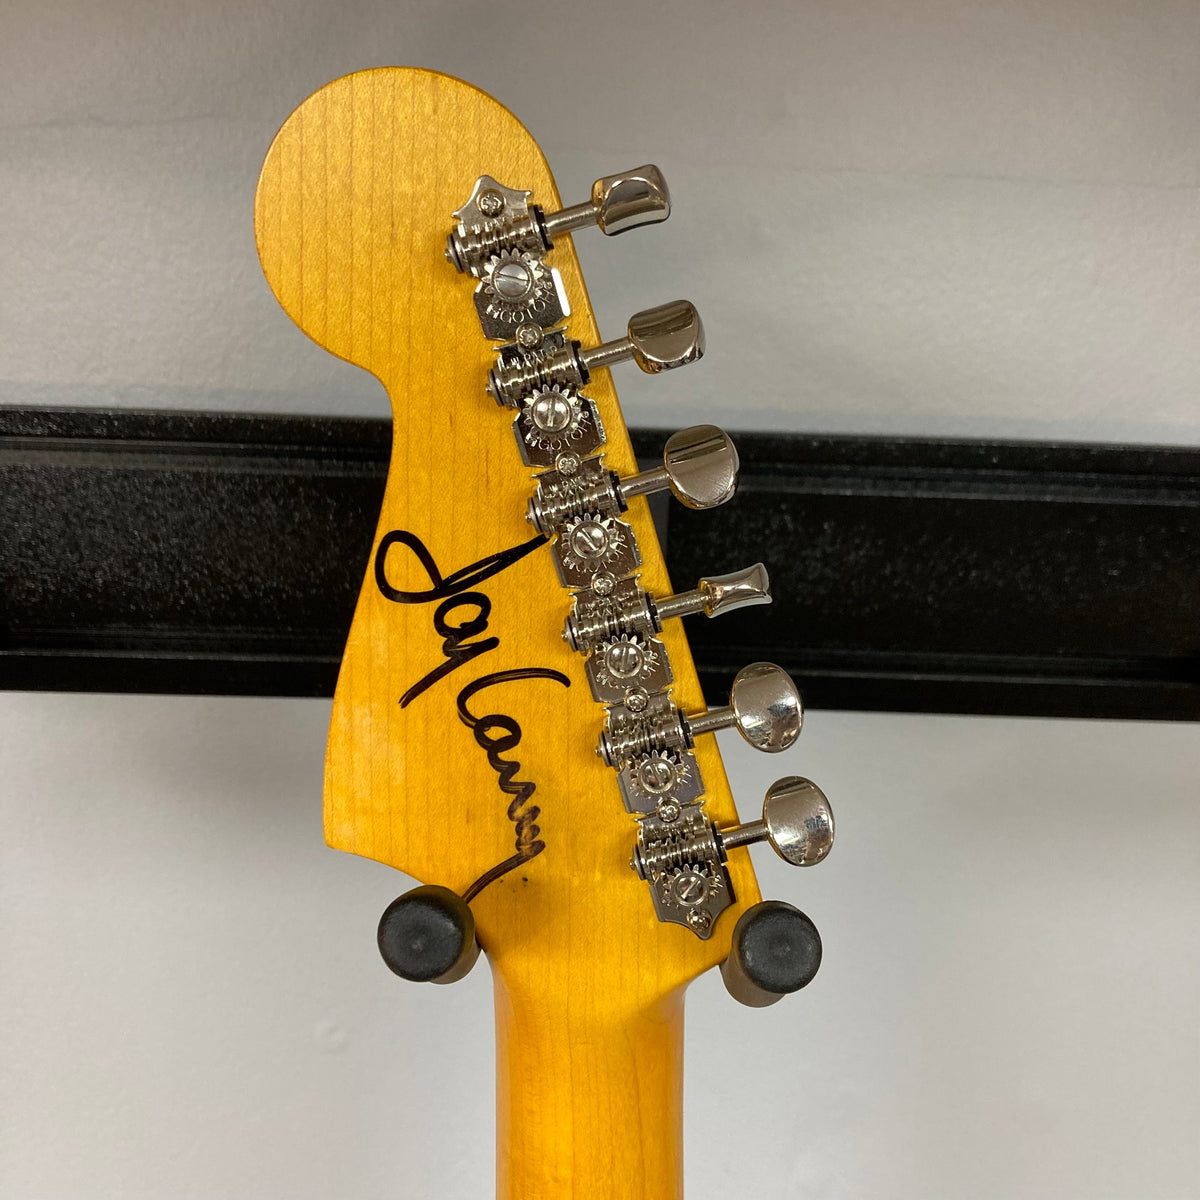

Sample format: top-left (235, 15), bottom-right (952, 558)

top-left (496, 976), bottom-right (684, 1200)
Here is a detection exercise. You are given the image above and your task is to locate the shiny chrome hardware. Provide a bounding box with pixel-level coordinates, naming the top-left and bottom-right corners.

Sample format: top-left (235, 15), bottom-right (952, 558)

top-left (584, 634), bottom-right (673, 705)
top-left (487, 301), bottom-right (704, 405)
top-left (598, 662), bottom-right (802, 766)
top-left (617, 748), bottom-right (705, 813)
top-left (513, 389), bottom-right (606, 468)
top-left (716, 777), bottom-right (834, 867)
top-left (550, 512), bottom-right (641, 591)
top-left (680, 662), bottom-right (803, 753)
top-left (447, 165), bottom-right (836, 945)
top-left (628, 775), bottom-right (832, 940)
top-left (581, 300), bottom-right (705, 375)
top-left (540, 165), bottom-right (670, 240)
top-left (631, 805), bottom-right (732, 937)
top-left (651, 562), bottom-right (771, 623)
top-left (618, 424), bottom-right (737, 508)
top-left (564, 564), bottom-right (771, 652)
top-left (598, 691), bottom-right (688, 767)
top-left (447, 166), bottom-right (670, 277)
top-left (527, 425), bottom-right (737, 533)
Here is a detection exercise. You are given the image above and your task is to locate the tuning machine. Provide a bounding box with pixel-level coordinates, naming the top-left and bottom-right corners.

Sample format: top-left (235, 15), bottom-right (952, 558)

top-left (566, 565), bottom-right (771, 705)
top-left (599, 662), bottom-right (802, 769)
top-left (566, 563), bottom-right (770, 650)
top-left (446, 166), bottom-right (670, 277)
top-left (715, 776), bottom-right (834, 868)
top-left (602, 663), bottom-right (801, 815)
top-left (487, 300), bottom-right (704, 407)
top-left (716, 778), bottom-right (833, 1005)
top-left (632, 776), bottom-right (834, 943)
top-left (531, 425), bottom-right (737, 590)
top-left (529, 424), bottom-right (737, 532)
top-left (448, 169), bottom-right (672, 340)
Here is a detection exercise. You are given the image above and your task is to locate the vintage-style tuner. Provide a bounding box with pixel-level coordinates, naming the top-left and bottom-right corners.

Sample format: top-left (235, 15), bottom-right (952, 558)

top-left (256, 68), bottom-right (838, 1200)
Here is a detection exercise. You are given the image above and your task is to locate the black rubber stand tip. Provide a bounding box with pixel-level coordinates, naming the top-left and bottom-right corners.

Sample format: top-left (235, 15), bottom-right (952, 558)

top-left (721, 900), bottom-right (822, 1007)
top-left (377, 884), bottom-right (480, 985)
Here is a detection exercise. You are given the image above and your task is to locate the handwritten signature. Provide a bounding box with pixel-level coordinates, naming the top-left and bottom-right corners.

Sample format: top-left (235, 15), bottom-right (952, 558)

top-left (374, 529), bottom-right (569, 901)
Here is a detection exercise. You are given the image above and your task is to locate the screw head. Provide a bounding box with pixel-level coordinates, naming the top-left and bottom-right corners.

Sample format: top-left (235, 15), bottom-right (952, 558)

top-left (657, 799), bottom-right (681, 823)
top-left (531, 390), bottom-right (572, 434)
top-left (492, 257), bottom-right (535, 301)
top-left (672, 870), bottom-right (708, 906)
top-left (569, 519), bottom-right (610, 560)
top-left (591, 572), bottom-right (616, 596)
top-left (516, 322), bottom-right (543, 349)
top-left (687, 909), bottom-right (712, 933)
top-left (477, 189), bottom-right (505, 217)
top-left (555, 451), bottom-right (581, 476)
top-left (606, 638), bottom-right (645, 680)
top-left (637, 754), bottom-right (677, 794)
top-left (623, 683), bottom-right (649, 709)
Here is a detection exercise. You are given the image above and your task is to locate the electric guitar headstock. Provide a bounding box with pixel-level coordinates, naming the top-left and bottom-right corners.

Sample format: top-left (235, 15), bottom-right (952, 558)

top-left (255, 68), bottom-right (834, 1200)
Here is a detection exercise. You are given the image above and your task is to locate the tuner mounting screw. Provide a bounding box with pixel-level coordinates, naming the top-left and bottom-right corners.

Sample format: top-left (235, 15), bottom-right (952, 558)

top-left (657, 799), bottom-right (681, 823)
top-left (477, 189), bottom-right (505, 217)
top-left (624, 686), bottom-right (649, 712)
top-left (516, 322), bottom-right (543, 349)
top-left (555, 451), bottom-right (581, 476)
top-left (591, 571), bottom-right (616, 596)
top-left (687, 909), bottom-right (712, 934)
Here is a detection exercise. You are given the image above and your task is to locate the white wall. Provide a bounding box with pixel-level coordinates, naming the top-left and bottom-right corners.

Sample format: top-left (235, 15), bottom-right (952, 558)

top-left (1, 2), bottom-right (1198, 1197)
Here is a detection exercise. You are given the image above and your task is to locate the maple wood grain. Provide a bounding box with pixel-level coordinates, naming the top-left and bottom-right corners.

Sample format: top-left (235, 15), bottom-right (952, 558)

top-left (255, 67), bottom-right (760, 1200)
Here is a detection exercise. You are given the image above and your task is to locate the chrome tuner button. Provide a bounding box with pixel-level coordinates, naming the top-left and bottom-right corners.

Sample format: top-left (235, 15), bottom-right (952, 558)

top-left (449, 168), bottom-right (670, 278)
top-left (716, 777), bottom-right (834, 867)
top-left (488, 303), bottom-right (703, 406)
top-left (652, 563), bottom-right (771, 623)
top-left (684, 662), bottom-right (803, 752)
top-left (564, 565), bottom-right (771, 654)
top-left (616, 425), bottom-right (738, 511)
top-left (540, 165), bottom-right (671, 241)
top-left (528, 426), bottom-right (737, 534)
top-left (577, 300), bottom-right (705, 377)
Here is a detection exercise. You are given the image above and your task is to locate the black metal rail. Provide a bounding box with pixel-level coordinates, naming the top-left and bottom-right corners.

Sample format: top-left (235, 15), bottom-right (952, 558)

top-left (2, 406), bottom-right (1197, 719)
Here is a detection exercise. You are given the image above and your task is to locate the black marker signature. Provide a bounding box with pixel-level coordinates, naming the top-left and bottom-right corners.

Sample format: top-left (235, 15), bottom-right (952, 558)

top-left (374, 529), bottom-right (567, 901)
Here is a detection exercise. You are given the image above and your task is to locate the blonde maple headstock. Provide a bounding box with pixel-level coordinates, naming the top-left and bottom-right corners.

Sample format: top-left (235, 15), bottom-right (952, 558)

top-left (256, 68), bottom-right (830, 1200)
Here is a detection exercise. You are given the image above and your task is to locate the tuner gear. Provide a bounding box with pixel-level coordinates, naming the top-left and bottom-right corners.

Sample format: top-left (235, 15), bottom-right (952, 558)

top-left (514, 388), bottom-right (607, 468)
top-left (475, 248), bottom-right (568, 340)
top-left (553, 512), bottom-right (640, 589)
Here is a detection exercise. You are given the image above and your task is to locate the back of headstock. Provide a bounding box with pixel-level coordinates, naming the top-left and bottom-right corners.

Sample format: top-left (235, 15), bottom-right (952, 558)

top-left (255, 68), bottom-right (834, 1200)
